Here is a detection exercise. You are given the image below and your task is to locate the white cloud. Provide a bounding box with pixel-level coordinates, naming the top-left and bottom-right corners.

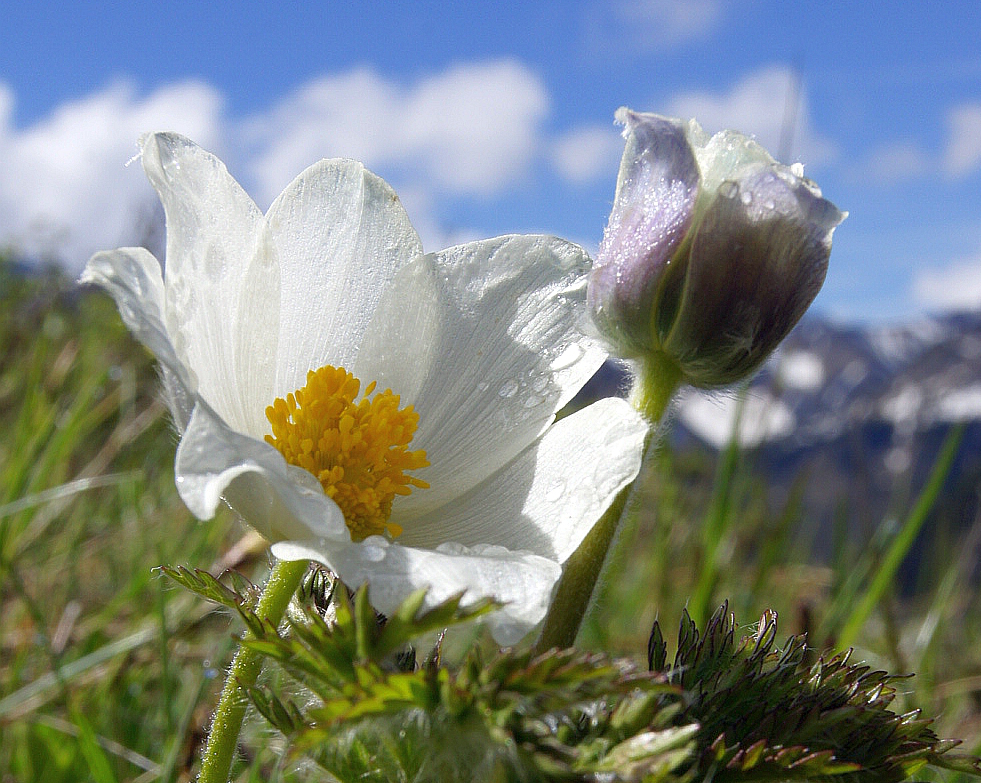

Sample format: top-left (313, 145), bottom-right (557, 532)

top-left (243, 60), bottom-right (549, 205)
top-left (943, 102), bottom-right (981, 178)
top-left (665, 65), bottom-right (837, 168)
top-left (0, 79), bottom-right (224, 270)
top-left (0, 83), bottom-right (13, 128)
top-left (550, 123), bottom-right (623, 184)
top-left (851, 102), bottom-right (981, 186)
top-left (0, 61), bottom-right (554, 270)
top-left (913, 249), bottom-right (981, 311)
top-left (857, 141), bottom-right (933, 185)
top-left (604, 0), bottom-right (723, 50)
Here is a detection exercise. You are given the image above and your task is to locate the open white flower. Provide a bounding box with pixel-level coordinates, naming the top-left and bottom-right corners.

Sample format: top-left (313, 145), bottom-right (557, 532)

top-left (83, 133), bottom-right (647, 644)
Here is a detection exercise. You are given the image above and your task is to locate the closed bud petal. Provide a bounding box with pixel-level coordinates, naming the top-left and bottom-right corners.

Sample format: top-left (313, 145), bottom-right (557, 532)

top-left (588, 112), bottom-right (700, 355)
top-left (589, 107), bottom-right (845, 389)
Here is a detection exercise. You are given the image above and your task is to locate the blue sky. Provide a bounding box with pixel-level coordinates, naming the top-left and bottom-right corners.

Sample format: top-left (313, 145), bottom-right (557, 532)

top-left (2, 1), bottom-right (980, 322)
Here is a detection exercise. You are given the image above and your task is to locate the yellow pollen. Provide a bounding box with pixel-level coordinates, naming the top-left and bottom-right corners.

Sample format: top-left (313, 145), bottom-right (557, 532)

top-left (265, 365), bottom-right (429, 541)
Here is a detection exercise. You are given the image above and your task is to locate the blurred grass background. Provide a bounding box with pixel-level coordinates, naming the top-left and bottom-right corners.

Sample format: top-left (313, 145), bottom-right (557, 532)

top-left (1, 254), bottom-right (980, 781)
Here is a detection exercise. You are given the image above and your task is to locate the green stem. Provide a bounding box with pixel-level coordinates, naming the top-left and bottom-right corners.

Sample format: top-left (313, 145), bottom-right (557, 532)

top-left (630, 351), bottom-right (683, 423)
top-left (198, 558), bottom-right (308, 783)
top-left (533, 353), bottom-right (682, 652)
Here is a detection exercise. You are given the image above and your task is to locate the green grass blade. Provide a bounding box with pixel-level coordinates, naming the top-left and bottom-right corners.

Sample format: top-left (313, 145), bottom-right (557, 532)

top-left (688, 390), bottom-right (747, 627)
top-left (68, 705), bottom-right (121, 783)
top-left (0, 473), bottom-right (139, 521)
top-left (836, 425), bottom-right (965, 649)
top-left (0, 626), bottom-right (158, 720)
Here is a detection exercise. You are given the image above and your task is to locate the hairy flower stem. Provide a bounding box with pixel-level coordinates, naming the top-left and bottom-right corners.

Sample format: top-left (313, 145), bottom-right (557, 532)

top-left (534, 354), bottom-right (682, 652)
top-left (198, 558), bottom-right (308, 783)
top-left (630, 352), bottom-right (684, 424)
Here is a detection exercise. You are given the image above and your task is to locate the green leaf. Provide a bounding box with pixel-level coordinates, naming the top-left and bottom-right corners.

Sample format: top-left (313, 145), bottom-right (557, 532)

top-left (592, 724), bottom-right (699, 780)
top-left (157, 565), bottom-right (246, 611)
top-left (374, 588), bottom-right (496, 662)
top-left (244, 590), bottom-right (695, 781)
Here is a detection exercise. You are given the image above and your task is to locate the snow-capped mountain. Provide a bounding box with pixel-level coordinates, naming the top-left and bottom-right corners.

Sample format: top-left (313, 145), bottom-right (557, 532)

top-left (670, 311), bottom-right (981, 564)
top-left (676, 312), bottom-right (981, 454)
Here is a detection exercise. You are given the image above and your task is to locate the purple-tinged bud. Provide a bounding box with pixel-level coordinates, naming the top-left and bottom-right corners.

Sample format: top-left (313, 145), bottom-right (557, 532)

top-left (589, 108), bottom-right (845, 389)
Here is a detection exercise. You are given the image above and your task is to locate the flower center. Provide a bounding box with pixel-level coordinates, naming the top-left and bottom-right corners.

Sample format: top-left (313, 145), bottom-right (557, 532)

top-left (265, 365), bottom-right (429, 541)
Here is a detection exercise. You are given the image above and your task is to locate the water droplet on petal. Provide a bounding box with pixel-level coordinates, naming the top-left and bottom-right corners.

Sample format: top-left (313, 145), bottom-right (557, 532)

top-left (551, 244), bottom-right (584, 272)
top-left (740, 190), bottom-right (753, 206)
top-left (592, 462), bottom-right (623, 499)
top-left (361, 543), bottom-right (386, 562)
top-left (549, 343), bottom-right (585, 371)
top-left (523, 394), bottom-right (544, 409)
top-left (718, 181), bottom-right (738, 199)
top-left (545, 480), bottom-right (566, 502)
top-left (498, 379), bottom-right (519, 398)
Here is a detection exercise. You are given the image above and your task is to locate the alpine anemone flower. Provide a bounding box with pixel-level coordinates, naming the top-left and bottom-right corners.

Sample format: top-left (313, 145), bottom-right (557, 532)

top-left (83, 133), bottom-right (647, 644)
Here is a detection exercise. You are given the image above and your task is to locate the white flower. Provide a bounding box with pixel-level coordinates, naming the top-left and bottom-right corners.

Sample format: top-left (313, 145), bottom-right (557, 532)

top-left (83, 133), bottom-right (647, 644)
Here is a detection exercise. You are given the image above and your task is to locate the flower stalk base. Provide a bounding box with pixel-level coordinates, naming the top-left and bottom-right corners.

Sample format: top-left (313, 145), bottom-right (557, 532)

top-left (198, 558), bottom-right (308, 783)
top-left (631, 352), bottom-right (684, 423)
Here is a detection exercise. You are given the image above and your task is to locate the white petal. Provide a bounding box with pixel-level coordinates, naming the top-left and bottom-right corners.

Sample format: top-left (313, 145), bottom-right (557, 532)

top-left (264, 159), bottom-right (424, 396)
top-left (175, 401), bottom-right (349, 543)
top-left (140, 132), bottom-right (276, 439)
top-left (590, 110), bottom-right (700, 355)
top-left (354, 235), bottom-right (608, 516)
top-left (271, 536), bottom-right (562, 646)
top-left (691, 124), bottom-right (779, 194)
top-left (395, 397), bottom-right (647, 561)
top-left (81, 247), bottom-right (195, 429)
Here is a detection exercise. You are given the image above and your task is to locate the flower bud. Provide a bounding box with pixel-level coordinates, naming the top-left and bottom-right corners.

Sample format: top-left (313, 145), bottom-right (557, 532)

top-left (588, 107), bottom-right (845, 388)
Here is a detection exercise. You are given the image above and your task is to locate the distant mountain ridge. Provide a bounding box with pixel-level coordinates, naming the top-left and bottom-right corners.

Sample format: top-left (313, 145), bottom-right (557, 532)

top-left (676, 311), bottom-right (981, 451)
top-left (670, 310), bottom-right (981, 568)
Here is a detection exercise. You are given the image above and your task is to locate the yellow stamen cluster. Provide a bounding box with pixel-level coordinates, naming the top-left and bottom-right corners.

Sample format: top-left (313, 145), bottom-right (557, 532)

top-left (265, 365), bottom-right (429, 541)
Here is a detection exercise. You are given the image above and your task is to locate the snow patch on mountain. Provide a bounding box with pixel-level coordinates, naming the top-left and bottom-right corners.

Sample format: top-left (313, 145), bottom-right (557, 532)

top-left (775, 350), bottom-right (825, 391)
top-left (935, 384), bottom-right (981, 422)
top-left (676, 390), bottom-right (795, 449)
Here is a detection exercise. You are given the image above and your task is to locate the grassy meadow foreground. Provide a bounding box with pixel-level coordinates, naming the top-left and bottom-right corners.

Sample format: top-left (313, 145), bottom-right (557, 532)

top-left (2, 256), bottom-right (980, 781)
